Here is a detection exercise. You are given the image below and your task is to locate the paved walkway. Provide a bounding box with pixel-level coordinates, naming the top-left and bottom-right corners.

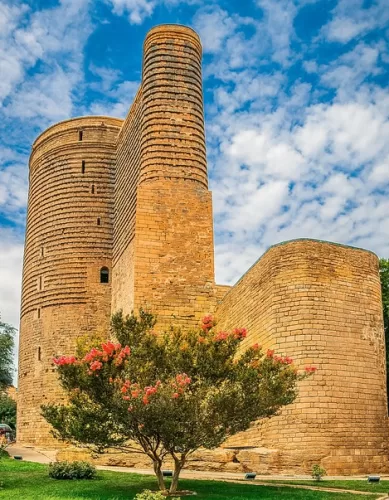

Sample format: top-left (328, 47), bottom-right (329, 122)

top-left (6, 445), bottom-right (389, 499)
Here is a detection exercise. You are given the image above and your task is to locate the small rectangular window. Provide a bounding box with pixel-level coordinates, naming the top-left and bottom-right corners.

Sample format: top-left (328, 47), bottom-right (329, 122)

top-left (97, 218), bottom-right (101, 226)
top-left (82, 160), bottom-right (85, 174)
top-left (91, 185), bottom-right (95, 194)
top-left (79, 131), bottom-right (83, 141)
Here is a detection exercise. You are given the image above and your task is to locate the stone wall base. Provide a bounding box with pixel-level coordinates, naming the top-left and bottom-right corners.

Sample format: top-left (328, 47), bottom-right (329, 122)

top-left (56, 446), bottom-right (389, 475)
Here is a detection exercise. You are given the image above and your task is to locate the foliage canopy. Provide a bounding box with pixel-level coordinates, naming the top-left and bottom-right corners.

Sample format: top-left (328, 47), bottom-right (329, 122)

top-left (0, 394), bottom-right (16, 430)
top-left (0, 316), bottom-right (16, 391)
top-left (42, 310), bottom-right (315, 494)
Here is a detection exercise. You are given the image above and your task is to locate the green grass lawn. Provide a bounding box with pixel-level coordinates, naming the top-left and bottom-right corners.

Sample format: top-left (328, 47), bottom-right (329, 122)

top-left (261, 479), bottom-right (389, 494)
top-left (0, 457), bottom-right (382, 500)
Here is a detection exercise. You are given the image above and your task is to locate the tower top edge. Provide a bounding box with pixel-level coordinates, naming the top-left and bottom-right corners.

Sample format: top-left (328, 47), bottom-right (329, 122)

top-left (32, 115), bottom-right (124, 149)
top-left (144, 24), bottom-right (201, 44)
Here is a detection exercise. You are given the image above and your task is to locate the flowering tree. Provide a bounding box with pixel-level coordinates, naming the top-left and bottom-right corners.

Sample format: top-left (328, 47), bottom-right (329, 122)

top-left (42, 310), bottom-right (316, 494)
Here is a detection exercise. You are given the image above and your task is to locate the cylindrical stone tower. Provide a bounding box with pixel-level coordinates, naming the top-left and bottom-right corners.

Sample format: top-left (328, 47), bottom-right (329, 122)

top-left (141, 25), bottom-right (207, 187)
top-left (18, 116), bottom-right (123, 445)
top-left (131, 25), bottom-right (216, 330)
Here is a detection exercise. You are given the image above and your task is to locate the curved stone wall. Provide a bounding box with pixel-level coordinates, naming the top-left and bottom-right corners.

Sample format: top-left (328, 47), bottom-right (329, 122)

top-left (18, 116), bottom-right (123, 445)
top-left (141, 25), bottom-right (207, 187)
top-left (216, 239), bottom-right (389, 474)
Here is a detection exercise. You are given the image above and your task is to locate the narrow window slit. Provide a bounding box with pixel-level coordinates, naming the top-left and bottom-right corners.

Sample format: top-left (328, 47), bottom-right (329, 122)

top-left (81, 160), bottom-right (85, 174)
top-left (100, 267), bottom-right (109, 284)
top-left (97, 218), bottom-right (101, 226)
top-left (37, 308), bottom-right (41, 319)
top-left (91, 185), bottom-right (95, 194)
top-left (79, 131), bottom-right (83, 141)
top-left (38, 347), bottom-right (41, 361)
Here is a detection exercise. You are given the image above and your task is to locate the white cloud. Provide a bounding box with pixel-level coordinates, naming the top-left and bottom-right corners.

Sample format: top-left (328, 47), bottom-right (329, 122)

top-left (89, 79), bottom-right (140, 117)
top-left (324, 16), bottom-right (370, 43)
top-left (106, 0), bottom-right (199, 25)
top-left (0, 229), bottom-right (23, 328)
top-left (322, 0), bottom-right (389, 44)
top-left (256, 0), bottom-right (297, 65)
top-left (193, 6), bottom-right (238, 54)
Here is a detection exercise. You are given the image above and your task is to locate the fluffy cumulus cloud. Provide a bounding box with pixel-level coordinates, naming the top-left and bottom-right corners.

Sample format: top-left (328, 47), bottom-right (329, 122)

top-left (105, 0), bottom-right (199, 24)
top-left (322, 0), bottom-right (389, 44)
top-left (1, 0), bottom-right (389, 375)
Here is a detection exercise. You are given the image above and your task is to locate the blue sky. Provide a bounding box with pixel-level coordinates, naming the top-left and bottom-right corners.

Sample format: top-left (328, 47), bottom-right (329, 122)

top-left (1, 0), bottom-right (389, 331)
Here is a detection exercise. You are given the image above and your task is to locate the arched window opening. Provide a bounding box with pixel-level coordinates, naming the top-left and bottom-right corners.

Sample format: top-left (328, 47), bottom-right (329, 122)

top-left (81, 160), bottom-right (85, 174)
top-left (100, 267), bottom-right (109, 284)
top-left (79, 131), bottom-right (83, 141)
top-left (91, 185), bottom-right (95, 194)
top-left (38, 347), bottom-right (41, 361)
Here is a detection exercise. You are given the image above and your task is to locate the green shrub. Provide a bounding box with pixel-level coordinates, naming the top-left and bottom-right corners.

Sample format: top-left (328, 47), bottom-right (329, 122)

top-left (311, 464), bottom-right (326, 481)
top-left (48, 461), bottom-right (97, 480)
top-left (134, 490), bottom-right (180, 500)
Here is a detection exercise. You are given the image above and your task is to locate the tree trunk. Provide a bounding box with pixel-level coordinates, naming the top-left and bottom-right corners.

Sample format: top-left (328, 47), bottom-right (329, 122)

top-left (169, 455), bottom-right (186, 494)
top-left (153, 459), bottom-right (167, 493)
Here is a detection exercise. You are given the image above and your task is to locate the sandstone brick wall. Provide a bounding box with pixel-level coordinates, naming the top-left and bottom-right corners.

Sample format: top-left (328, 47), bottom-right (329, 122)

top-left (111, 89), bottom-right (142, 316)
top-left (133, 180), bottom-right (215, 330)
top-left (216, 239), bottom-right (389, 474)
top-left (18, 116), bottom-right (122, 445)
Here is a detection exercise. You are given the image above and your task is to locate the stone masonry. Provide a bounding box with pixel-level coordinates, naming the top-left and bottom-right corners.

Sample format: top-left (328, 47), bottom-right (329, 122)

top-left (18, 24), bottom-right (389, 474)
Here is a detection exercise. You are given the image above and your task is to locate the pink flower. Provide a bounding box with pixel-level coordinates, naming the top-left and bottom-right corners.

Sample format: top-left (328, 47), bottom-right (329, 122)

top-left (305, 366), bottom-right (317, 374)
top-left (198, 336), bottom-right (205, 343)
top-left (142, 395), bottom-right (149, 405)
top-left (90, 360), bottom-right (102, 371)
top-left (123, 395), bottom-right (131, 401)
top-left (176, 374), bottom-right (191, 386)
top-left (172, 393), bottom-right (179, 399)
top-left (102, 341), bottom-right (116, 356)
top-left (131, 390), bottom-right (140, 398)
top-left (266, 349), bottom-right (274, 358)
top-left (53, 355), bottom-right (77, 366)
top-left (83, 348), bottom-right (103, 362)
top-left (233, 328), bottom-right (247, 339)
top-left (201, 315), bottom-right (214, 331)
top-left (252, 343), bottom-right (260, 350)
top-left (214, 331), bottom-right (228, 342)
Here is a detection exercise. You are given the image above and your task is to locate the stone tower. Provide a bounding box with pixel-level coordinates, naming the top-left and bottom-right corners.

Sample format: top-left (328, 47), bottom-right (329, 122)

top-left (18, 24), bottom-right (389, 474)
top-left (112, 26), bottom-right (215, 329)
top-left (18, 116), bottom-right (122, 444)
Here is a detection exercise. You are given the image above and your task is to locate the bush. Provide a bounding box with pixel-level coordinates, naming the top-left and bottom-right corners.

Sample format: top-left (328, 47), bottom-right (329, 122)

top-left (134, 490), bottom-right (180, 500)
top-left (48, 461), bottom-right (97, 480)
top-left (312, 464), bottom-right (326, 481)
